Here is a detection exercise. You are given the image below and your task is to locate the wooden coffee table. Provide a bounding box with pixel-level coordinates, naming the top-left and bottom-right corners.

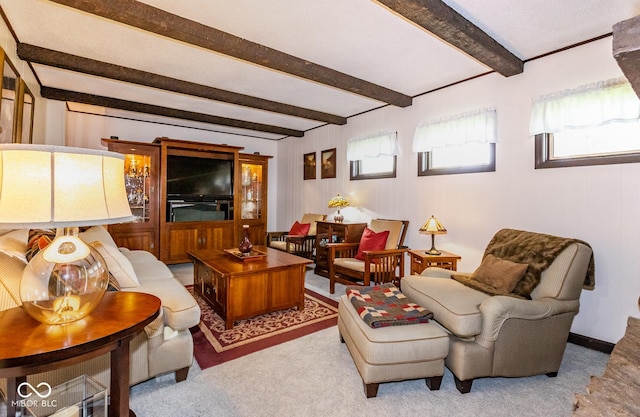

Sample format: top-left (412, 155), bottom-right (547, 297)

top-left (189, 246), bottom-right (312, 329)
top-left (0, 292), bottom-right (161, 417)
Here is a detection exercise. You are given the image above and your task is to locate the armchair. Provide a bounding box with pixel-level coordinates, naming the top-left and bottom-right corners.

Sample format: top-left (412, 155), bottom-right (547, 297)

top-left (266, 213), bottom-right (326, 259)
top-left (328, 219), bottom-right (409, 294)
top-left (401, 228), bottom-right (594, 393)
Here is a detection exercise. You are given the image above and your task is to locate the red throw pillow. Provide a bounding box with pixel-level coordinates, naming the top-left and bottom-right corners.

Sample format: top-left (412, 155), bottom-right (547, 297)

top-left (288, 221), bottom-right (311, 236)
top-left (355, 227), bottom-right (390, 261)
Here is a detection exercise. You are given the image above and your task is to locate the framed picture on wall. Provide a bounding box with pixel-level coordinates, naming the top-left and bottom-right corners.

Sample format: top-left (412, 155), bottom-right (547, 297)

top-left (303, 152), bottom-right (316, 180)
top-left (321, 148), bottom-right (336, 179)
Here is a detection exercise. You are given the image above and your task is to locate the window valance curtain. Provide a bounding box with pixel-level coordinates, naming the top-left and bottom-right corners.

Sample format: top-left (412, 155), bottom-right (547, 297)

top-left (412, 108), bottom-right (497, 153)
top-left (529, 77), bottom-right (640, 135)
top-left (346, 131), bottom-right (398, 161)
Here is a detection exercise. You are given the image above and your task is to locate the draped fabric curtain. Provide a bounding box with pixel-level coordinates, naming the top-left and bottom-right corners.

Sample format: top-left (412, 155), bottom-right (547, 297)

top-left (346, 131), bottom-right (399, 161)
top-left (412, 108), bottom-right (497, 153)
top-left (529, 77), bottom-right (640, 135)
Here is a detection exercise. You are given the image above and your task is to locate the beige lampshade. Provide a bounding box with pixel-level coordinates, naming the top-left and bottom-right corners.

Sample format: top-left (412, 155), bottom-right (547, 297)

top-left (0, 144), bottom-right (133, 325)
top-left (419, 215), bottom-right (447, 234)
top-left (0, 144), bottom-right (133, 228)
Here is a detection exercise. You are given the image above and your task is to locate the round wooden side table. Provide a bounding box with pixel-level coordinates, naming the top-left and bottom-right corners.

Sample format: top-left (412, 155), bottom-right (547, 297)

top-left (0, 292), bottom-right (161, 417)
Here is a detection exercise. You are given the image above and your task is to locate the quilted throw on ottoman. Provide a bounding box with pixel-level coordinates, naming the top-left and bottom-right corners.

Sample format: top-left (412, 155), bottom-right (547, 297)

top-left (346, 283), bottom-right (433, 328)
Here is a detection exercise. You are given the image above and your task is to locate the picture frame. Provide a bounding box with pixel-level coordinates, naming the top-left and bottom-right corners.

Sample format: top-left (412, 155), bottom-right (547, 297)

top-left (321, 148), bottom-right (337, 179)
top-left (303, 152), bottom-right (316, 180)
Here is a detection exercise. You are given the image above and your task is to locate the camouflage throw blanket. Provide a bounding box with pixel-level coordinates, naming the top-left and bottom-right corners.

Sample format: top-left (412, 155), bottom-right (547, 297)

top-left (346, 283), bottom-right (433, 328)
top-left (480, 228), bottom-right (595, 298)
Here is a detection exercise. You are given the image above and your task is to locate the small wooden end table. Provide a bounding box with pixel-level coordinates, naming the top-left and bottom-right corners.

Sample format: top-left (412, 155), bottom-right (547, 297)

top-left (0, 292), bottom-right (161, 417)
top-left (408, 249), bottom-right (461, 275)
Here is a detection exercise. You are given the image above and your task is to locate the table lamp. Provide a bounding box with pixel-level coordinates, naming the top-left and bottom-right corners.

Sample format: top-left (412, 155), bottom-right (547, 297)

top-left (0, 144), bottom-right (133, 325)
top-left (419, 215), bottom-right (447, 255)
top-left (328, 194), bottom-right (349, 223)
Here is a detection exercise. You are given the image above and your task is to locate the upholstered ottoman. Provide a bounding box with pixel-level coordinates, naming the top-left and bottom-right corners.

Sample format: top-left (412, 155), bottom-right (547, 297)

top-left (338, 293), bottom-right (450, 398)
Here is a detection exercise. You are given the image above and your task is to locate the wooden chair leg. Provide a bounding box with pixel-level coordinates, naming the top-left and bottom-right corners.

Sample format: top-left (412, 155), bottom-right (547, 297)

top-left (425, 375), bottom-right (443, 391)
top-left (175, 366), bottom-right (190, 382)
top-left (453, 375), bottom-right (473, 394)
top-left (364, 381), bottom-right (379, 398)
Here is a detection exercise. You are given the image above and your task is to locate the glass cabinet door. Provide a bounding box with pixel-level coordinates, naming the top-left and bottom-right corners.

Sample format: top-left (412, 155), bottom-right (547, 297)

top-left (124, 153), bottom-right (152, 223)
top-left (240, 162), bottom-right (263, 220)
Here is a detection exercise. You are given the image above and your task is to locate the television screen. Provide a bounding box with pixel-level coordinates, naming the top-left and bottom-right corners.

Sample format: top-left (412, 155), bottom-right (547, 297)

top-left (166, 155), bottom-right (234, 200)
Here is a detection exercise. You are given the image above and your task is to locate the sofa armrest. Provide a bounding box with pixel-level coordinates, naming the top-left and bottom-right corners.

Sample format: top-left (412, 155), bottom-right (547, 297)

top-left (420, 266), bottom-right (462, 278)
top-left (477, 296), bottom-right (580, 345)
top-left (126, 281), bottom-right (201, 331)
top-left (144, 308), bottom-right (166, 351)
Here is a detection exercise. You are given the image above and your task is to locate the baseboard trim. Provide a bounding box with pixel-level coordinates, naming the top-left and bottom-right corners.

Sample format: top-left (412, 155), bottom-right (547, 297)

top-left (568, 332), bottom-right (615, 354)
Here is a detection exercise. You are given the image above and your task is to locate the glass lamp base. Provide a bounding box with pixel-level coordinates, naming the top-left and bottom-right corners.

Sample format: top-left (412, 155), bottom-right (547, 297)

top-left (20, 228), bottom-right (109, 325)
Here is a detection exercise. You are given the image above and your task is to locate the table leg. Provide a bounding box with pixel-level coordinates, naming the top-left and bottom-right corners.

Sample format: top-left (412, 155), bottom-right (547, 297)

top-left (5, 376), bottom-right (23, 417)
top-left (225, 318), bottom-right (234, 330)
top-left (110, 339), bottom-right (132, 417)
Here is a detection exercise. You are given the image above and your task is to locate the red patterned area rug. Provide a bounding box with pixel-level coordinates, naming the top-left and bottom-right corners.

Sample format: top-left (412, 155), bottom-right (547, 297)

top-left (189, 287), bottom-right (339, 369)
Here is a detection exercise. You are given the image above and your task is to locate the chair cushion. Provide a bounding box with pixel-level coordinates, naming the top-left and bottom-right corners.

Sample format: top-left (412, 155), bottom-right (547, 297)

top-left (300, 213), bottom-right (326, 236)
top-left (401, 274), bottom-right (491, 338)
top-left (355, 227), bottom-right (389, 261)
top-left (370, 219), bottom-right (402, 250)
top-left (288, 221), bottom-right (310, 236)
top-left (269, 240), bottom-right (294, 253)
top-left (334, 257), bottom-right (395, 273)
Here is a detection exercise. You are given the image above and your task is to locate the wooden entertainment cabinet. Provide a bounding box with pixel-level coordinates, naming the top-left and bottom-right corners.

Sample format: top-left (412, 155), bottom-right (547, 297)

top-left (102, 137), bottom-right (271, 264)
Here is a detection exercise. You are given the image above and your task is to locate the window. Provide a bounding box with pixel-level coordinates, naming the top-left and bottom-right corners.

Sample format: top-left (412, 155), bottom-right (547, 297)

top-left (350, 155), bottom-right (397, 180)
top-left (347, 132), bottom-right (399, 180)
top-left (535, 122), bottom-right (640, 168)
top-left (418, 142), bottom-right (495, 175)
top-left (530, 77), bottom-right (640, 168)
top-left (413, 108), bottom-right (497, 176)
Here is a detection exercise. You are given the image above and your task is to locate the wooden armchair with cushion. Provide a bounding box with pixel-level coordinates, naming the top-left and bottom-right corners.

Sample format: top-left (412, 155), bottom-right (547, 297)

top-left (401, 228), bottom-right (595, 393)
top-left (328, 219), bottom-right (409, 294)
top-left (266, 213), bottom-right (326, 259)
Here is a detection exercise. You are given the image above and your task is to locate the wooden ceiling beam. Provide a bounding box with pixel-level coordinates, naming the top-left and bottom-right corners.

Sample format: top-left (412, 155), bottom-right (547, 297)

top-left (613, 15), bottom-right (640, 99)
top-left (41, 87), bottom-right (304, 138)
top-left (50, 0), bottom-right (413, 107)
top-left (18, 43), bottom-right (346, 126)
top-left (375, 0), bottom-right (524, 77)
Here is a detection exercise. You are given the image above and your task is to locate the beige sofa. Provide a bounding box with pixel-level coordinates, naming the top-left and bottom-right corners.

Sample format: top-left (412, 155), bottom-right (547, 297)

top-left (0, 226), bottom-right (200, 398)
top-left (402, 229), bottom-right (593, 393)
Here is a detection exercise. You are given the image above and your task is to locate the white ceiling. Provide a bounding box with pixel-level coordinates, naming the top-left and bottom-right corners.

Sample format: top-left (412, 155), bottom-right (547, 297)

top-left (1, 0), bottom-right (639, 140)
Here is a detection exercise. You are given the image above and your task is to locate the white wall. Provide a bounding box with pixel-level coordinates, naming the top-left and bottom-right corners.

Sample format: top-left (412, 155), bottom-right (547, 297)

top-left (276, 37), bottom-right (640, 344)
